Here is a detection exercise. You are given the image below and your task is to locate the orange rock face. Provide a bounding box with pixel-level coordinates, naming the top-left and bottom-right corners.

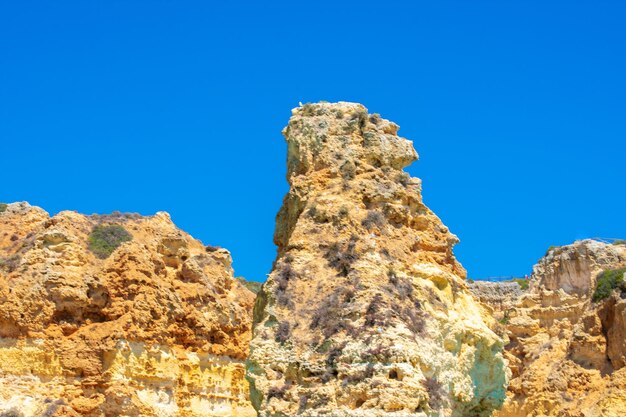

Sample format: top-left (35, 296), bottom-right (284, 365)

top-left (247, 102), bottom-right (508, 417)
top-left (0, 202), bottom-right (255, 416)
top-left (489, 240), bottom-right (626, 417)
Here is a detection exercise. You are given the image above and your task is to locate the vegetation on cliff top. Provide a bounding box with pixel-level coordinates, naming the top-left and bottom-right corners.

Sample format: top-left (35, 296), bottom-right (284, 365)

top-left (236, 277), bottom-right (262, 294)
top-left (0, 203), bottom-right (7, 213)
top-left (88, 224), bottom-right (132, 259)
top-left (593, 267), bottom-right (626, 302)
top-left (510, 278), bottom-right (530, 290)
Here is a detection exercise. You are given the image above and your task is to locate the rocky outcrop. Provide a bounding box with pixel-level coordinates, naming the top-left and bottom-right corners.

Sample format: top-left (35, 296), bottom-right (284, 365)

top-left (531, 240), bottom-right (626, 296)
top-left (492, 240), bottom-right (626, 417)
top-left (247, 102), bottom-right (508, 417)
top-left (0, 202), bottom-right (256, 417)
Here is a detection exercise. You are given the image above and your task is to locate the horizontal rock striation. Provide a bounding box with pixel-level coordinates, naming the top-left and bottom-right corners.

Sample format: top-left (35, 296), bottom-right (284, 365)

top-left (468, 281), bottom-right (524, 322)
top-left (247, 102), bottom-right (508, 417)
top-left (0, 202), bottom-right (256, 417)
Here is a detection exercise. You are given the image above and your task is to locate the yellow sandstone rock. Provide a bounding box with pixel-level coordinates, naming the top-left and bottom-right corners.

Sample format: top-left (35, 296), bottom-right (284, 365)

top-left (247, 102), bottom-right (509, 417)
top-left (0, 202), bottom-right (256, 417)
top-left (4, 103), bottom-right (618, 417)
top-left (485, 240), bottom-right (626, 417)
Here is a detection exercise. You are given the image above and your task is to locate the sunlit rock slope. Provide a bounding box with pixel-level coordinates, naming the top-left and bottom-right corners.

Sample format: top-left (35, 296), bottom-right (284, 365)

top-left (0, 202), bottom-right (256, 417)
top-left (247, 102), bottom-right (509, 417)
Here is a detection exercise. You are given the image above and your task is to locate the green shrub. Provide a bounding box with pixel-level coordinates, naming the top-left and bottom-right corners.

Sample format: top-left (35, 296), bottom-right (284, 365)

top-left (0, 203), bottom-right (7, 213)
top-left (510, 278), bottom-right (530, 290)
top-left (593, 267), bottom-right (626, 302)
top-left (88, 224), bottom-right (132, 259)
top-left (300, 103), bottom-right (316, 116)
top-left (499, 310), bottom-right (511, 325)
top-left (613, 240), bottom-right (626, 246)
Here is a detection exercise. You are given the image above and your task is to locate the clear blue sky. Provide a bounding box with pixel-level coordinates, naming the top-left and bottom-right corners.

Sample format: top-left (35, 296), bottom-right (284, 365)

top-left (1, 1), bottom-right (625, 281)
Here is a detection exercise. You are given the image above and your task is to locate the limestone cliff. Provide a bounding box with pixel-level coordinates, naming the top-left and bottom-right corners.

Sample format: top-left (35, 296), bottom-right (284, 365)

top-left (246, 102), bottom-right (508, 417)
top-left (0, 202), bottom-right (256, 417)
top-left (468, 281), bottom-right (524, 324)
top-left (491, 240), bottom-right (626, 417)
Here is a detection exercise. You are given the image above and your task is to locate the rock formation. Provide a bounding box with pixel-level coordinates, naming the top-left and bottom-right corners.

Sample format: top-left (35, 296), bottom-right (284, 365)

top-left (489, 240), bottom-right (626, 417)
top-left (247, 102), bottom-right (509, 417)
top-left (468, 281), bottom-right (524, 323)
top-left (0, 202), bottom-right (256, 417)
top-left (6, 102), bottom-right (620, 417)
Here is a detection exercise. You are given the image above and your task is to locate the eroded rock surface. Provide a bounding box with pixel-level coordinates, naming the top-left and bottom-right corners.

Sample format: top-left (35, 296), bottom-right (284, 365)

top-left (493, 240), bottom-right (626, 417)
top-left (247, 102), bottom-right (508, 417)
top-left (0, 202), bottom-right (256, 417)
top-left (468, 281), bottom-right (524, 323)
